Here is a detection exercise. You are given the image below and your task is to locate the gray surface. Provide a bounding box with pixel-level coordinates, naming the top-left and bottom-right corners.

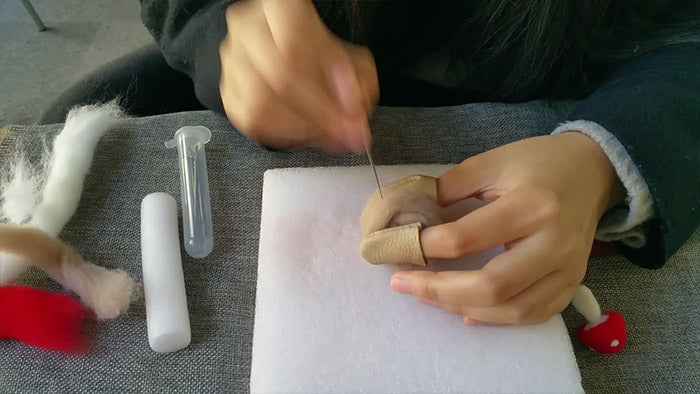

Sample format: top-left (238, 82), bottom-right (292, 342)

top-left (0, 103), bottom-right (698, 393)
top-left (0, 0), bottom-right (152, 125)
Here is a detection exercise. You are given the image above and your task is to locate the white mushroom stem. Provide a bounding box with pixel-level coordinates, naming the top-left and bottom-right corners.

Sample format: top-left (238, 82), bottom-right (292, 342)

top-left (571, 285), bottom-right (605, 327)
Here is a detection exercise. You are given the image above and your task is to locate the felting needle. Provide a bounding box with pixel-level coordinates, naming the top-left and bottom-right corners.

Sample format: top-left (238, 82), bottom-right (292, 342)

top-left (364, 132), bottom-right (383, 199)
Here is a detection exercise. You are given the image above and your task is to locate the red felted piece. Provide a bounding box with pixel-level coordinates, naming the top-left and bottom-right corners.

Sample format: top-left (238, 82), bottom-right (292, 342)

top-left (0, 286), bottom-right (91, 354)
top-left (577, 311), bottom-right (627, 354)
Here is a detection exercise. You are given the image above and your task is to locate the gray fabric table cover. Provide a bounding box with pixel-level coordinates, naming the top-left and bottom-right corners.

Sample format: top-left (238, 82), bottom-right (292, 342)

top-left (0, 103), bottom-right (698, 393)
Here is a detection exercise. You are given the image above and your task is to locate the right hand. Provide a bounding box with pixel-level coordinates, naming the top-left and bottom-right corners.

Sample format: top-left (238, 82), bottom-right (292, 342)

top-left (219, 0), bottom-right (379, 153)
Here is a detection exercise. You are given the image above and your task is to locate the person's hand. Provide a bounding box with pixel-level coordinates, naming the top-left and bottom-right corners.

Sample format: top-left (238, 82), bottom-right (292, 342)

top-left (219, 0), bottom-right (379, 153)
top-left (390, 132), bottom-right (625, 325)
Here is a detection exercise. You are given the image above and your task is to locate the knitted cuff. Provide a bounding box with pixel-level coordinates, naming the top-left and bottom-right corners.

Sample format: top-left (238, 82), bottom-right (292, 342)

top-left (552, 120), bottom-right (654, 248)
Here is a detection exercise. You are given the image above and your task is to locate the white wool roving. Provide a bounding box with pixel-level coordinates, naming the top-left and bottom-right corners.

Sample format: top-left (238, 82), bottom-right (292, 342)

top-left (0, 153), bottom-right (44, 224)
top-left (0, 223), bottom-right (134, 320)
top-left (52, 247), bottom-right (134, 320)
top-left (31, 102), bottom-right (124, 234)
top-left (0, 102), bottom-right (124, 283)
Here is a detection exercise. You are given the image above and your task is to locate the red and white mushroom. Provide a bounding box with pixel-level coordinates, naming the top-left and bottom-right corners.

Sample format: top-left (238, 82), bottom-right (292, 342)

top-left (571, 285), bottom-right (627, 354)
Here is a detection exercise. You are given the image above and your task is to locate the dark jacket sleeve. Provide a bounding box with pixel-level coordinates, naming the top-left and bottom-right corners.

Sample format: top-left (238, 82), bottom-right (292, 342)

top-left (140, 0), bottom-right (231, 113)
top-left (565, 43), bottom-right (700, 268)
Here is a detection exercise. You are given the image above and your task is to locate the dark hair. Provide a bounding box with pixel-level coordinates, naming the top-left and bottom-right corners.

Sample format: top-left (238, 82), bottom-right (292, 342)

top-left (315, 0), bottom-right (699, 100)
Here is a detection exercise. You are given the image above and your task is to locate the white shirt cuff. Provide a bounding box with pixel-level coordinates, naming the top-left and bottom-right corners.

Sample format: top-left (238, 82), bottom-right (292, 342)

top-left (552, 120), bottom-right (654, 248)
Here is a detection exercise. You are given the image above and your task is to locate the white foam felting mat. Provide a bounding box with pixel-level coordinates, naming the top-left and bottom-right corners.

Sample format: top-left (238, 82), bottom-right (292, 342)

top-left (251, 165), bottom-right (582, 393)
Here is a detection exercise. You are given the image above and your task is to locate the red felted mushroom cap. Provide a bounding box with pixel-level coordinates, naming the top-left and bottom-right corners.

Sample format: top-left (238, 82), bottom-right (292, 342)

top-left (577, 311), bottom-right (626, 354)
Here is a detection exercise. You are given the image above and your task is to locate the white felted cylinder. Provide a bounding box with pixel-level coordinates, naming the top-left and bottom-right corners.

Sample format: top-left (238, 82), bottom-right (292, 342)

top-left (141, 192), bottom-right (191, 353)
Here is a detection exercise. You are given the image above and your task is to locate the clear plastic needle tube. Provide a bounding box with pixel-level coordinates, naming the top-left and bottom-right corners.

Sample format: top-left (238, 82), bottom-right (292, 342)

top-left (165, 126), bottom-right (214, 258)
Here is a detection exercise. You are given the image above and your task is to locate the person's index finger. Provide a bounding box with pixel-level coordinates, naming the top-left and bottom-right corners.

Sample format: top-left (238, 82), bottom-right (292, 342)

top-left (436, 156), bottom-right (491, 207)
top-left (392, 270), bottom-right (492, 306)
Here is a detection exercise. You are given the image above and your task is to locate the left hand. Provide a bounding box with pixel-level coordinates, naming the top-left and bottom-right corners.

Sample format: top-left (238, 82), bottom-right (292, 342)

top-left (389, 132), bottom-right (624, 325)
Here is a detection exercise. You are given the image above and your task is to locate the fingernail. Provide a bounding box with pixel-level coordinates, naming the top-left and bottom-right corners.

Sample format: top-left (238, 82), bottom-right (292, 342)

top-left (390, 275), bottom-right (412, 295)
top-left (418, 298), bottom-right (439, 307)
top-left (463, 317), bottom-right (482, 326)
